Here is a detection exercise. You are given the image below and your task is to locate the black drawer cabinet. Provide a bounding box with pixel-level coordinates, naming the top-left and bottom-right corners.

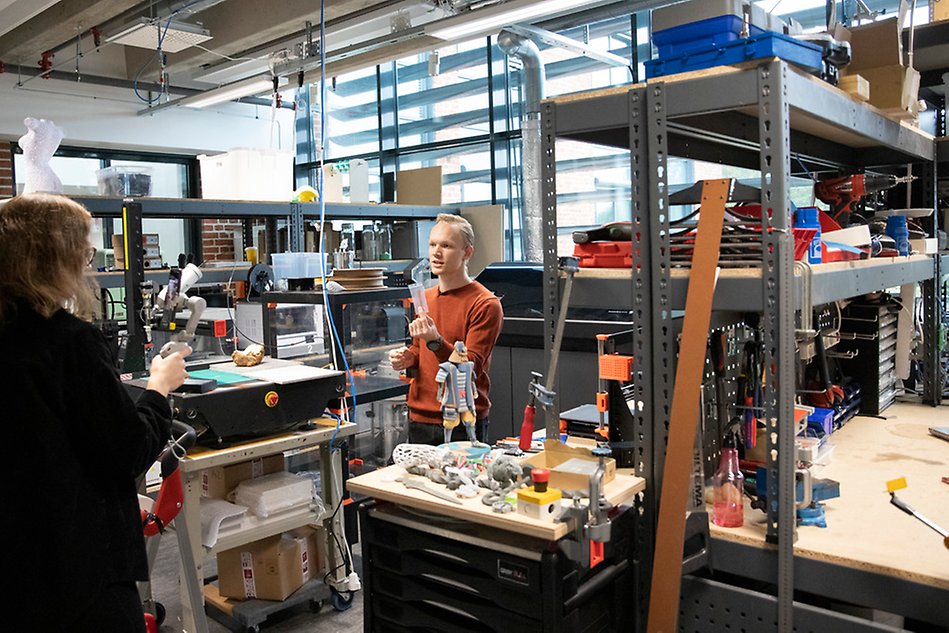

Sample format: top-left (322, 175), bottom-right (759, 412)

top-left (359, 501), bottom-right (638, 632)
top-left (838, 300), bottom-right (901, 415)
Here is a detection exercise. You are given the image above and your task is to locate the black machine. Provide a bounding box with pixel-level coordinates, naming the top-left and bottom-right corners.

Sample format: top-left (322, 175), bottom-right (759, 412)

top-left (123, 364), bottom-right (346, 447)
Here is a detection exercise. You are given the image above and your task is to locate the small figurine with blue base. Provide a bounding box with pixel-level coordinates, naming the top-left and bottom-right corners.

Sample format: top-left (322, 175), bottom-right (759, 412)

top-left (435, 341), bottom-right (481, 446)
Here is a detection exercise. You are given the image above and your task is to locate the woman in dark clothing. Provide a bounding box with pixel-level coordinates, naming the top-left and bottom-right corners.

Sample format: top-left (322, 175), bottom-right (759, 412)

top-left (0, 194), bottom-right (190, 632)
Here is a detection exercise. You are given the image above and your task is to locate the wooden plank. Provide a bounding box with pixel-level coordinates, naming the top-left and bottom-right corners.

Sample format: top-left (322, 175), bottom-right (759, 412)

top-left (347, 463), bottom-right (645, 541)
top-left (647, 179), bottom-right (730, 633)
top-left (710, 402), bottom-right (949, 589)
top-left (839, 74), bottom-right (870, 102)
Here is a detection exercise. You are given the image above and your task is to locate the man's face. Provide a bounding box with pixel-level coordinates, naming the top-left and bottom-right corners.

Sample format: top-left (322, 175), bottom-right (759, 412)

top-left (428, 222), bottom-right (471, 277)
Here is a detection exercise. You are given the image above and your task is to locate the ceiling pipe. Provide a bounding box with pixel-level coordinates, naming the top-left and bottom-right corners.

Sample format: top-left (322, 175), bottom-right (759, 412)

top-left (498, 28), bottom-right (545, 262)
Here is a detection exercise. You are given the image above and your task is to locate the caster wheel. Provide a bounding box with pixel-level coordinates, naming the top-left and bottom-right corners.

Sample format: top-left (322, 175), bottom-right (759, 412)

top-left (331, 590), bottom-right (354, 612)
top-left (309, 599), bottom-right (324, 613)
top-left (245, 626), bottom-right (260, 633)
top-left (154, 602), bottom-right (166, 626)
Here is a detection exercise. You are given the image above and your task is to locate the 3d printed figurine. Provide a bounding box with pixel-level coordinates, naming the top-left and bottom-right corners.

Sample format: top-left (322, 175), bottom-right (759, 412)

top-left (435, 341), bottom-right (480, 446)
top-left (18, 117), bottom-right (64, 195)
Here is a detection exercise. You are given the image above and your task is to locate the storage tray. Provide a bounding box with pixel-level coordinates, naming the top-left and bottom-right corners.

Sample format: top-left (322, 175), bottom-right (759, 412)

top-left (646, 31), bottom-right (822, 79)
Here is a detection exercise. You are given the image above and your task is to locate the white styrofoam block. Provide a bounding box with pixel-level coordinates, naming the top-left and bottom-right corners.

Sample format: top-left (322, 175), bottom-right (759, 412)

top-left (198, 148), bottom-right (294, 202)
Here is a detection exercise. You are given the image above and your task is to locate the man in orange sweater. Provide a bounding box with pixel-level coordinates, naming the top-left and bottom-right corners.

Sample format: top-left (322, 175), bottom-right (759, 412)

top-left (388, 214), bottom-right (503, 445)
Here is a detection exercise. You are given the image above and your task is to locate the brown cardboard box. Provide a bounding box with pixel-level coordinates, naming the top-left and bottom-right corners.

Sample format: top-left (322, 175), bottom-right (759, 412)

top-left (859, 64), bottom-right (921, 111)
top-left (396, 166), bottom-right (443, 205)
top-left (112, 233), bottom-right (161, 269)
top-left (934, 0), bottom-right (948, 22)
top-left (217, 532), bottom-right (312, 601)
top-left (288, 526), bottom-right (326, 582)
top-left (844, 17), bottom-right (904, 71)
top-left (524, 438), bottom-right (616, 492)
top-left (201, 455), bottom-right (284, 499)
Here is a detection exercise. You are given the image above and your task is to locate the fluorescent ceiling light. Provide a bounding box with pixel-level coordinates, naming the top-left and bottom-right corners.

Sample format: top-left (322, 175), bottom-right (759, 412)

top-left (181, 76), bottom-right (284, 109)
top-left (427, 0), bottom-right (599, 41)
top-left (107, 17), bottom-right (212, 54)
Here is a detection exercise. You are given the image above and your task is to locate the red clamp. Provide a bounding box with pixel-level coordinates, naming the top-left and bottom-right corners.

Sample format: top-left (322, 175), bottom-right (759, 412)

top-left (38, 51), bottom-right (53, 79)
top-left (89, 26), bottom-right (102, 48)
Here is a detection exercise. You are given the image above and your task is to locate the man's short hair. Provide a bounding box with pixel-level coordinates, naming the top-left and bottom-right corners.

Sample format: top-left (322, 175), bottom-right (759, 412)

top-left (436, 213), bottom-right (474, 249)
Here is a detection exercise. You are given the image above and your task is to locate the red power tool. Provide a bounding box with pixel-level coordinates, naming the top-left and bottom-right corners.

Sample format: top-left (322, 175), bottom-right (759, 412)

top-left (814, 173), bottom-right (911, 226)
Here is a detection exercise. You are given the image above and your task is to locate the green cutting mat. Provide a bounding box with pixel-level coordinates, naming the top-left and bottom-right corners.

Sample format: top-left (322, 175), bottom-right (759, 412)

top-left (188, 369), bottom-right (256, 385)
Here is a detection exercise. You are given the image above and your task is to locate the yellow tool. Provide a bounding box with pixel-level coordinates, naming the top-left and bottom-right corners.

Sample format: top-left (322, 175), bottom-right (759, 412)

top-left (886, 478), bottom-right (949, 549)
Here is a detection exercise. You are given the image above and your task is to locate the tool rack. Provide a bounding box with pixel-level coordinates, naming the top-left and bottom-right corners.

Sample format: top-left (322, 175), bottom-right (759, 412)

top-left (540, 59), bottom-right (941, 633)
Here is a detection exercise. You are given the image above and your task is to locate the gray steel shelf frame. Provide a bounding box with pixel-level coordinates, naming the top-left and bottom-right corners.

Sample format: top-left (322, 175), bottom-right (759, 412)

top-left (540, 60), bottom-right (937, 633)
top-left (73, 196), bottom-right (455, 220)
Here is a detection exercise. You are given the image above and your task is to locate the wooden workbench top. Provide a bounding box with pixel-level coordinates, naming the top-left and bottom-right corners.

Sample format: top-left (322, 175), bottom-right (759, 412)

top-left (711, 401), bottom-right (949, 589)
top-left (347, 463), bottom-right (645, 541)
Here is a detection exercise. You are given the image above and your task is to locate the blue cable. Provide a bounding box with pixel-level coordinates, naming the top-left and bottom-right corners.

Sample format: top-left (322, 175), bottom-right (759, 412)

top-left (313, 0), bottom-right (355, 451)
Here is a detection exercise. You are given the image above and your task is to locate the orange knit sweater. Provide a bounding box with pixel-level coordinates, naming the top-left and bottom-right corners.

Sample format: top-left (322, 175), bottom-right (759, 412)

top-left (405, 281), bottom-right (503, 424)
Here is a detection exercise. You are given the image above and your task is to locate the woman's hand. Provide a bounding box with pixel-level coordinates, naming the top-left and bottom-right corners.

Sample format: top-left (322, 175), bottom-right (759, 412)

top-left (146, 346), bottom-right (192, 396)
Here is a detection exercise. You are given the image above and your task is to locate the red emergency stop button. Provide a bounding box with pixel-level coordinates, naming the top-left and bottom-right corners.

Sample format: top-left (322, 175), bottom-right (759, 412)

top-left (264, 391), bottom-right (279, 407)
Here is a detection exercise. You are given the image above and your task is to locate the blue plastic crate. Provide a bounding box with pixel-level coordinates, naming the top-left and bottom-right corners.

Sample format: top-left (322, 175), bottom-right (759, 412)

top-left (646, 31), bottom-right (823, 79)
top-left (653, 15), bottom-right (766, 58)
top-left (807, 407), bottom-right (835, 437)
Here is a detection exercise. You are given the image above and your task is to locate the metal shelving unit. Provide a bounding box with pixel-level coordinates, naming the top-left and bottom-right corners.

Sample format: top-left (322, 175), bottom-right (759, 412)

top-left (541, 60), bottom-right (939, 633)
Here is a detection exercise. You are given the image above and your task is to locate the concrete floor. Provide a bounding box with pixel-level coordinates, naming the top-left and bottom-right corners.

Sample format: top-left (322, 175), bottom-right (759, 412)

top-left (148, 527), bottom-right (365, 633)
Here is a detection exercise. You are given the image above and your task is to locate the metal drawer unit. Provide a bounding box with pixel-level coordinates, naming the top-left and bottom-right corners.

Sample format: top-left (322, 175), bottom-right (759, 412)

top-left (359, 502), bottom-right (637, 633)
top-left (838, 300), bottom-right (902, 415)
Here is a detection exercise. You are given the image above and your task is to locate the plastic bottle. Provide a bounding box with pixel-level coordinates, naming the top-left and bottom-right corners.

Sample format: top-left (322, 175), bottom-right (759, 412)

top-left (712, 447), bottom-right (745, 528)
top-left (378, 221), bottom-right (393, 260)
top-left (794, 206), bottom-right (822, 264)
top-left (885, 215), bottom-right (910, 256)
top-left (362, 222), bottom-right (379, 260)
top-left (340, 223), bottom-right (356, 257)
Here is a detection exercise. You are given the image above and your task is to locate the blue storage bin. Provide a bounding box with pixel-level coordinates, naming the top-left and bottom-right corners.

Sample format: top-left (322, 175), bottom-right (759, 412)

top-left (807, 407), bottom-right (835, 437)
top-left (653, 15), bottom-right (766, 58)
top-left (645, 31), bottom-right (823, 79)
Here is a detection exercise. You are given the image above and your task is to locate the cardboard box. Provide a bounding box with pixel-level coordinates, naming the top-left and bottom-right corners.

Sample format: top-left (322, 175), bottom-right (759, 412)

top-left (858, 64), bottom-right (921, 112)
top-left (396, 166), bottom-right (442, 205)
top-left (934, 0), bottom-right (948, 22)
top-left (844, 17), bottom-right (904, 71)
top-left (201, 454), bottom-right (284, 499)
top-left (217, 528), bottom-right (321, 601)
top-left (524, 438), bottom-right (616, 492)
top-left (112, 233), bottom-right (161, 269)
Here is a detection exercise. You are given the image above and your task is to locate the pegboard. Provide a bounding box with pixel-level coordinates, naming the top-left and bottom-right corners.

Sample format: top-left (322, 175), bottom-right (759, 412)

top-left (679, 576), bottom-right (903, 633)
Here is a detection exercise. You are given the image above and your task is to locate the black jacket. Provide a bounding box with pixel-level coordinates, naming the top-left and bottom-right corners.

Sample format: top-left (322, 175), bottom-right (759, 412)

top-left (0, 305), bottom-right (171, 625)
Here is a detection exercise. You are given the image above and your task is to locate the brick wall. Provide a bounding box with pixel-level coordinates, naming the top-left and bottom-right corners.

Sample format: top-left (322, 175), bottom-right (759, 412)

top-left (201, 218), bottom-right (242, 261)
top-left (0, 144), bottom-right (14, 197)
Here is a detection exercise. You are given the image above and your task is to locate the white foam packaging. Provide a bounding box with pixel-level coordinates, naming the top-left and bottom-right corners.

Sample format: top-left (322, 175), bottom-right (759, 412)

top-left (233, 471), bottom-right (313, 518)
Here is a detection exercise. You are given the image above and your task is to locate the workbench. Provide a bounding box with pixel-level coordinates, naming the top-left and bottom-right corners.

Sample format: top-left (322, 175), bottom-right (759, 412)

top-left (707, 401), bottom-right (949, 628)
top-left (171, 419), bottom-right (356, 633)
top-left (348, 460), bottom-right (646, 631)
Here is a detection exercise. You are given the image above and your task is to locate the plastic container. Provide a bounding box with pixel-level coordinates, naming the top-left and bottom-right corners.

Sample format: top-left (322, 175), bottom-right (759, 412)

top-left (794, 206), bottom-right (822, 264)
top-left (304, 252), bottom-right (328, 277)
top-left (408, 282), bottom-right (429, 317)
top-left (271, 252), bottom-right (306, 280)
top-left (712, 447), bottom-right (744, 528)
top-left (362, 222), bottom-right (379, 260)
top-left (885, 215), bottom-right (910, 256)
top-left (645, 31), bottom-right (822, 79)
top-left (653, 14), bottom-right (764, 58)
top-left (378, 222), bottom-right (393, 260)
top-left (96, 166), bottom-right (153, 197)
top-left (198, 148), bottom-right (294, 201)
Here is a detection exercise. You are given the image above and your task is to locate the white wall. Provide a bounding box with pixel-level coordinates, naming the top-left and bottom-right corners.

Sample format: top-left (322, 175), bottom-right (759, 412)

top-left (0, 73), bottom-right (295, 155)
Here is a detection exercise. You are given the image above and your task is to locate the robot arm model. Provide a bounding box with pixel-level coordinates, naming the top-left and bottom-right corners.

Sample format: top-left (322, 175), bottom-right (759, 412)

top-left (18, 117), bottom-right (64, 195)
top-left (156, 263), bottom-right (206, 357)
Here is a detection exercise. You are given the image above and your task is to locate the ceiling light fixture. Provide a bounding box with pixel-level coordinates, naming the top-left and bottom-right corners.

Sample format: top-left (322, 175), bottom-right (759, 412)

top-left (427, 0), bottom-right (603, 41)
top-left (180, 76), bottom-right (284, 109)
top-left (106, 17), bottom-right (212, 54)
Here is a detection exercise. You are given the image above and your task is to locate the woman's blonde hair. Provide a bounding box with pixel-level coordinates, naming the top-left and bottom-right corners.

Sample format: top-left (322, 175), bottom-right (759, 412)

top-left (0, 194), bottom-right (98, 323)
